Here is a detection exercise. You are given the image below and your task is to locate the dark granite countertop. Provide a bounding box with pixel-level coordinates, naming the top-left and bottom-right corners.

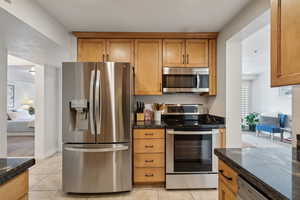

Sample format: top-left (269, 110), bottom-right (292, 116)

top-left (0, 158), bottom-right (35, 185)
top-left (133, 120), bottom-right (166, 129)
top-left (215, 147), bottom-right (300, 200)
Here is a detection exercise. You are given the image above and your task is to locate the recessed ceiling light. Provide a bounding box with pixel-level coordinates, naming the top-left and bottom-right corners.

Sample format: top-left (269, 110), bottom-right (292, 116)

top-left (4, 0), bottom-right (12, 4)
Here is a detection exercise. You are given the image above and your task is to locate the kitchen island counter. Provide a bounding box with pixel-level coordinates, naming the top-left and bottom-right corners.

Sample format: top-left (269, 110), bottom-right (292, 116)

top-left (215, 147), bottom-right (300, 200)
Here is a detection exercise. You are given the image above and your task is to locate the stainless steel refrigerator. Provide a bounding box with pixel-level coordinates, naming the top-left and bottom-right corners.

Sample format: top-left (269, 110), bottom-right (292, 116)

top-left (62, 62), bottom-right (133, 193)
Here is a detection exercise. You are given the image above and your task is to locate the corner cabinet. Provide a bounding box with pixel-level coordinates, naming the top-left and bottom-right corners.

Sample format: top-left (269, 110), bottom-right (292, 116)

top-left (134, 40), bottom-right (162, 95)
top-left (271, 0), bottom-right (300, 87)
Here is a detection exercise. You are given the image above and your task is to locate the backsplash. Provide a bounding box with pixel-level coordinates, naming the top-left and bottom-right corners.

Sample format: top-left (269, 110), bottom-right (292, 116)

top-left (134, 94), bottom-right (209, 106)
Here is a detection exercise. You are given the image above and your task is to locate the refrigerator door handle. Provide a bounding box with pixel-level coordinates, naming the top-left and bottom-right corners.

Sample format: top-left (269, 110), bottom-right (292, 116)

top-left (64, 146), bottom-right (128, 153)
top-left (95, 69), bottom-right (101, 135)
top-left (89, 70), bottom-right (96, 135)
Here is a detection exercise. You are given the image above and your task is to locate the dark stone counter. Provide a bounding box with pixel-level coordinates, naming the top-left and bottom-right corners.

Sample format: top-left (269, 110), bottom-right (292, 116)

top-left (215, 147), bottom-right (300, 200)
top-left (0, 158), bottom-right (35, 185)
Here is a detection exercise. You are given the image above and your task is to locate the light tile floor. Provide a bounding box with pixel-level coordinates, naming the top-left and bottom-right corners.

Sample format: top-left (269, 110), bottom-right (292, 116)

top-left (29, 154), bottom-right (218, 200)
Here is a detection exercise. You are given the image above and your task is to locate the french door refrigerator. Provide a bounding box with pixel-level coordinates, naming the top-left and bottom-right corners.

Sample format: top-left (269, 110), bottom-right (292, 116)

top-left (62, 62), bottom-right (133, 193)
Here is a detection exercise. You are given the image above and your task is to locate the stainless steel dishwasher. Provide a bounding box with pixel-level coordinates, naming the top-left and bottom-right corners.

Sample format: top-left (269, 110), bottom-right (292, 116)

top-left (237, 176), bottom-right (269, 200)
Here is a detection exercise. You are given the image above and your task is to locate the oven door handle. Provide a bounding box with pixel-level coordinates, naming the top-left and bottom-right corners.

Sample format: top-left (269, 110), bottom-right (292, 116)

top-left (167, 129), bottom-right (216, 135)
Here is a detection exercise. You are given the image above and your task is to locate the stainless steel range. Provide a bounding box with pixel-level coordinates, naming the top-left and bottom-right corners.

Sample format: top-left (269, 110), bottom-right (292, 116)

top-left (163, 104), bottom-right (224, 189)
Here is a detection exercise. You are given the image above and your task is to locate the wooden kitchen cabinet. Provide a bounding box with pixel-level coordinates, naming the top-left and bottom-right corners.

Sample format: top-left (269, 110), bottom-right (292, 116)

top-left (133, 129), bottom-right (165, 184)
top-left (77, 39), bottom-right (134, 63)
top-left (219, 128), bottom-right (226, 148)
top-left (105, 39), bottom-right (134, 63)
top-left (185, 39), bottom-right (209, 67)
top-left (219, 180), bottom-right (237, 200)
top-left (78, 39), bottom-right (106, 62)
top-left (271, 0), bottom-right (300, 86)
top-left (218, 160), bottom-right (238, 200)
top-left (163, 39), bottom-right (209, 67)
top-left (134, 40), bottom-right (162, 95)
top-left (209, 39), bottom-right (217, 96)
top-left (0, 170), bottom-right (29, 200)
top-left (163, 39), bottom-right (186, 66)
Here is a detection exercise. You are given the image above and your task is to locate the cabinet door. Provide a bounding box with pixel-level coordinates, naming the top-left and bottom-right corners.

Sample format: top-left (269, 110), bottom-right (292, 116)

top-left (106, 39), bottom-right (134, 63)
top-left (77, 39), bottom-right (106, 62)
top-left (185, 39), bottom-right (209, 67)
top-left (219, 180), bottom-right (236, 200)
top-left (209, 39), bottom-right (217, 95)
top-left (163, 39), bottom-right (185, 67)
top-left (271, 0), bottom-right (300, 86)
top-left (134, 39), bottom-right (162, 95)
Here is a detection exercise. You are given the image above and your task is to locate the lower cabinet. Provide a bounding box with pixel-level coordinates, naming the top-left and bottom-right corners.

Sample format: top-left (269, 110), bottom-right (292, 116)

top-left (133, 129), bottom-right (165, 184)
top-left (0, 170), bottom-right (29, 200)
top-left (218, 160), bottom-right (238, 200)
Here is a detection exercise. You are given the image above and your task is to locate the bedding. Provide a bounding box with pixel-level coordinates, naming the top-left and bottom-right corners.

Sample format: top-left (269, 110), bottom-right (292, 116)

top-left (7, 111), bottom-right (34, 133)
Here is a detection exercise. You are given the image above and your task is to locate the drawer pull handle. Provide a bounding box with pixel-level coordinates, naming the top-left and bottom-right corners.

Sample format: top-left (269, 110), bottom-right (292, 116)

top-left (145, 160), bottom-right (154, 163)
top-left (145, 173), bottom-right (154, 177)
top-left (145, 133), bottom-right (154, 136)
top-left (145, 145), bottom-right (154, 148)
top-left (219, 170), bottom-right (233, 181)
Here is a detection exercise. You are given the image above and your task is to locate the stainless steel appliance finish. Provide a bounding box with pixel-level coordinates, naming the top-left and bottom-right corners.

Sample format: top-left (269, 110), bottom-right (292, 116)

top-left (162, 67), bottom-right (209, 93)
top-left (163, 104), bottom-right (221, 189)
top-left (237, 176), bottom-right (268, 200)
top-left (162, 104), bottom-right (208, 115)
top-left (62, 62), bottom-right (133, 193)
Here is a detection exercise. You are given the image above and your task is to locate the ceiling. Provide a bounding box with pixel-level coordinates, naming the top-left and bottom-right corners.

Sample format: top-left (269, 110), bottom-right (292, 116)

top-left (35, 0), bottom-right (251, 32)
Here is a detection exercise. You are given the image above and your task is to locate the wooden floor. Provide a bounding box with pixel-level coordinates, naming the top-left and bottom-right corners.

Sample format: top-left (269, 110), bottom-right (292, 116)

top-left (7, 136), bottom-right (34, 157)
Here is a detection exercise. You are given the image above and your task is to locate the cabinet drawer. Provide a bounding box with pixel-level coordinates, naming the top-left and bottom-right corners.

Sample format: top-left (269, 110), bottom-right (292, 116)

top-left (219, 160), bottom-right (238, 194)
top-left (133, 129), bottom-right (164, 139)
top-left (134, 168), bottom-right (165, 183)
top-left (134, 153), bottom-right (164, 167)
top-left (134, 139), bottom-right (164, 153)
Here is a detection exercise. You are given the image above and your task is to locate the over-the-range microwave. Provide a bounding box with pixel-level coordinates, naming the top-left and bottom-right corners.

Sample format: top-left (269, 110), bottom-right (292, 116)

top-left (162, 67), bottom-right (209, 93)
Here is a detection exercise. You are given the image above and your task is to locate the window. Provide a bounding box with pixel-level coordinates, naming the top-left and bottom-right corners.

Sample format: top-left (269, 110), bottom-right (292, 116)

top-left (240, 81), bottom-right (250, 120)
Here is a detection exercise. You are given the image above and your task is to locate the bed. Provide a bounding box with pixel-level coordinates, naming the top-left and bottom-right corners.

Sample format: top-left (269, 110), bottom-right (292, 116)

top-left (7, 111), bottom-right (34, 135)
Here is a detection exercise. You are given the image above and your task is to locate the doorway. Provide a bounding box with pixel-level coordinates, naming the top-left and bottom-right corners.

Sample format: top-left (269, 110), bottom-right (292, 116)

top-left (6, 55), bottom-right (37, 157)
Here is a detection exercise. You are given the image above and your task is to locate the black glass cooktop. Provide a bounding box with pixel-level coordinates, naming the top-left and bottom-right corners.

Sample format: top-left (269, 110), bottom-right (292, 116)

top-left (163, 114), bottom-right (225, 130)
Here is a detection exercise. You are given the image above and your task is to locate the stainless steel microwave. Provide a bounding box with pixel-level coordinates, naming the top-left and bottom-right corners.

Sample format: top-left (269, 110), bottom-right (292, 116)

top-left (162, 67), bottom-right (209, 93)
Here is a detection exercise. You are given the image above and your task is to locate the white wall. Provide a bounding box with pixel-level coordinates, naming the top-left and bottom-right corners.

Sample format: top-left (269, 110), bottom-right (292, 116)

top-left (241, 25), bottom-right (292, 115)
top-left (35, 65), bottom-right (59, 159)
top-left (0, 41), bottom-right (8, 157)
top-left (7, 67), bottom-right (35, 110)
top-left (208, 0), bottom-right (270, 147)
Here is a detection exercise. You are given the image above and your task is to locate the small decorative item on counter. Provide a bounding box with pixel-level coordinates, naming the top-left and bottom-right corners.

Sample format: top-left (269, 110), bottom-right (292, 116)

top-left (136, 101), bottom-right (145, 121)
top-left (144, 104), bottom-right (153, 121)
top-left (152, 103), bottom-right (164, 122)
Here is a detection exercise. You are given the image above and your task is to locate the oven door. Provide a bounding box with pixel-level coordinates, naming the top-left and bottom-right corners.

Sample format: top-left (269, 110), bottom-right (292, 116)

top-left (162, 67), bottom-right (209, 93)
top-left (166, 129), bottom-right (220, 174)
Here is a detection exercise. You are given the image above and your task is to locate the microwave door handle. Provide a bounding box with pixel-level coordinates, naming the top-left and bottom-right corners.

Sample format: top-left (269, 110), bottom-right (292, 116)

top-left (95, 70), bottom-right (101, 135)
top-left (89, 70), bottom-right (96, 135)
top-left (196, 74), bottom-right (200, 88)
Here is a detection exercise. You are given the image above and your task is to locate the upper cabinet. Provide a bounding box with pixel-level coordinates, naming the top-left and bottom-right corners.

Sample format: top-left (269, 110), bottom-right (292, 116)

top-left (75, 32), bottom-right (217, 96)
top-left (185, 39), bottom-right (209, 67)
top-left (77, 39), bottom-right (134, 63)
top-left (134, 40), bottom-right (162, 95)
top-left (163, 40), bottom-right (185, 66)
top-left (106, 39), bottom-right (134, 63)
top-left (78, 39), bottom-right (106, 62)
top-left (163, 39), bottom-right (209, 67)
top-left (271, 0), bottom-right (300, 87)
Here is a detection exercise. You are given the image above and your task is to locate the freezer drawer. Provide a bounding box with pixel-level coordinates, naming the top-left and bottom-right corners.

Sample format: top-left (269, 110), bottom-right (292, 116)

top-left (63, 143), bottom-right (132, 193)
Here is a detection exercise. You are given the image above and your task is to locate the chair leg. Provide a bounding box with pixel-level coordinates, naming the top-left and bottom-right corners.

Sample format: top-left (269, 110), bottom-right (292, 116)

top-left (271, 133), bottom-right (274, 141)
top-left (256, 130), bottom-right (259, 137)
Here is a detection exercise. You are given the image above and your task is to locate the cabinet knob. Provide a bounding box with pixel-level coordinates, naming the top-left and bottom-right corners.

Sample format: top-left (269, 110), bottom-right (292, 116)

top-left (187, 54), bottom-right (189, 64)
top-left (145, 133), bottom-right (154, 136)
top-left (145, 145), bottom-right (154, 148)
